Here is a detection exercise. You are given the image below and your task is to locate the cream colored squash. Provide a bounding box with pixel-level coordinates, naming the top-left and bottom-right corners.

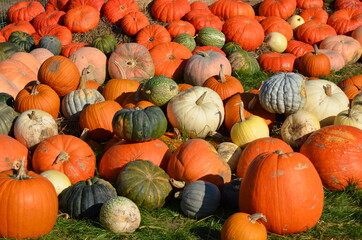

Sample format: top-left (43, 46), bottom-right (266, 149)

top-left (281, 110), bottom-right (320, 150)
top-left (40, 170), bottom-right (72, 195)
top-left (265, 32), bottom-right (288, 53)
top-left (302, 79), bottom-right (349, 127)
top-left (216, 142), bottom-right (242, 172)
top-left (167, 86), bottom-right (224, 138)
top-left (333, 108), bottom-right (362, 130)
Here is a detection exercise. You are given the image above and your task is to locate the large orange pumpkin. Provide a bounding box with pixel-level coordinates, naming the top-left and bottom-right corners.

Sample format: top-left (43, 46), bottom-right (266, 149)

top-left (7, 1), bottom-right (45, 23)
top-left (258, 0), bottom-right (296, 19)
top-left (63, 5), bottom-right (100, 33)
top-left (136, 24), bottom-right (171, 50)
top-left (151, 0), bottom-right (191, 23)
top-left (0, 135), bottom-right (29, 172)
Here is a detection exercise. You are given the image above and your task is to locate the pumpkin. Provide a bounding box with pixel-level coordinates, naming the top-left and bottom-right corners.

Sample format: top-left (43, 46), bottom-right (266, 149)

top-left (264, 32), bottom-right (288, 53)
top-left (120, 11), bottom-right (150, 36)
top-left (222, 15), bottom-right (264, 51)
top-left (92, 34), bottom-right (117, 56)
top-left (296, 20), bottom-right (337, 45)
top-left (236, 137), bottom-right (293, 178)
top-left (99, 196), bottom-right (141, 233)
top-left (185, 10), bottom-right (223, 31)
top-left (319, 35), bottom-right (362, 65)
top-left (184, 51), bottom-right (231, 86)
top-left (151, 0), bottom-right (191, 23)
top-left (239, 150), bottom-right (324, 235)
top-left (102, 78), bottom-right (140, 105)
top-left (0, 92), bottom-right (15, 107)
top-left (67, 0), bottom-right (104, 12)
top-left (285, 40), bottom-right (313, 58)
top-left (32, 134), bottom-right (96, 184)
top-left (216, 142), bottom-right (242, 172)
top-left (136, 24), bottom-right (171, 50)
top-left (79, 100), bottom-right (122, 141)
top-left (40, 170), bottom-right (71, 195)
top-left (260, 16), bottom-right (293, 41)
top-left (7, 1), bottom-right (45, 23)
top-left (352, 92), bottom-right (362, 111)
top-left (209, 0), bottom-right (255, 21)
top-left (112, 106), bottom-right (167, 142)
top-left (108, 43), bottom-right (155, 82)
top-left (258, 52), bottom-right (296, 73)
top-left (300, 125), bottom-right (362, 190)
top-left (31, 10), bottom-right (66, 30)
top-left (227, 49), bottom-right (260, 77)
top-left (0, 42), bottom-right (19, 59)
top-left (38, 35), bottom-right (62, 55)
top-left (259, 72), bottom-right (307, 114)
top-left (335, 0), bottom-right (362, 11)
top-left (351, 25), bottom-right (362, 46)
top-left (299, 44), bottom-right (331, 78)
top-left (166, 20), bottom-right (196, 37)
top-left (0, 135), bottom-right (29, 172)
top-left (221, 213), bottom-right (267, 240)
top-left (45, 0), bottom-right (69, 11)
top-left (142, 75), bottom-right (179, 106)
top-left (327, 8), bottom-right (362, 35)
top-left (173, 33), bottom-right (196, 52)
top-left (299, 7), bottom-right (328, 24)
top-left (167, 139), bottom-right (231, 187)
top-left (203, 64), bottom-right (244, 102)
top-left (116, 159), bottom-right (172, 210)
top-left (281, 110), bottom-right (321, 150)
top-left (29, 47), bottom-right (54, 64)
top-left (38, 55), bottom-right (80, 97)
top-left (59, 177), bottom-right (117, 219)
top-left (0, 159), bottom-right (58, 239)
top-left (150, 42), bottom-right (192, 81)
top-left (8, 51), bottom-right (41, 75)
top-left (33, 24), bottom-right (72, 45)
top-left (167, 86), bottom-right (224, 139)
top-left (0, 103), bottom-right (18, 136)
top-left (317, 49), bottom-right (346, 71)
top-left (195, 27), bottom-right (225, 49)
top-left (297, 0), bottom-right (323, 8)
top-left (259, 0), bottom-right (296, 19)
top-left (8, 30), bottom-right (35, 52)
top-left (99, 139), bottom-right (172, 182)
top-left (61, 42), bottom-right (89, 58)
top-left (0, 21), bottom-right (36, 41)
top-left (101, 0), bottom-right (139, 24)
top-left (334, 108), bottom-right (362, 129)
top-left (302, 79), bottom-right (349, 126)
top-left (179, 180), bottom-right (221, 219)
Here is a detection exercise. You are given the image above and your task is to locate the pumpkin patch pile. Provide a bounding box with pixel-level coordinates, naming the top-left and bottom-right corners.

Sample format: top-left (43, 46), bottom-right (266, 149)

top-left (1, 0), bottom-right (362, 239)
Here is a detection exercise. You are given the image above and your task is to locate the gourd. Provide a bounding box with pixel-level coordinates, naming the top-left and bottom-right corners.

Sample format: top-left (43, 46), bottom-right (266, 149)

top-left (334, 108), bottom-right (362, 130)
top-left (142, 76), bottom-right (179, 106)
top-left (216, 142), bottom-right (242, 172)
top-left (0, 103), bottom-right (19, 136)
top-left (40, 170), bottom-right (72, 195)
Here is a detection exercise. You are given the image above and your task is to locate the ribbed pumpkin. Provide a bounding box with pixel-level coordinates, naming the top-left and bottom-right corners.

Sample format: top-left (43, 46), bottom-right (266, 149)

top-left (259, 72), bottom-right (307, 114)
top-left (116, 159), bottom-right (172, 210)
top-left (167, 139), bottom-right (231, 187)
top-left (59, 177), bottom-right (117, 219)
top-left (8, 30), bottom-right (35, 52)
top-left (334, 108), bottom-right (362, 129)
top-left (258, 0), bottom-right (296, 19)
top-left (92, 34), bottom-right (117, 56)
top-left (239, 150), bottom-right (324, 235)
top-left (299, 45), bottom-right (330, 78)
top-left (151, 0), bottom-right (191, 23)
top-left (300, 125), bottom-right (362, 190)
top-left (31, 9), bottom-right (66, 30)
top-left (120, 11), bottom-right (150, 36)
top-left (260, 16), bottom-right (293, 41)
top-left (61, 42), bottom-right (89, 58)
top-left (32, 134), bottom-right (96, 184)
top-left (0, 103), bottom-right (18, 136)
top-left (64, 5), bottom-right (100, 33)
top-left (112, 106), bottom-right (167, 142)
top-left (38, 55), bottom-right (80, 97)
top-left (102, 0), bottom-right (139, 24)
top-left (135, 24), bottom-right (171, 50)
top-left (258, 52), bottom-right (296, 73)
top-left (296, 20), bottom-right (337, 45)
top-left (209, 0), bottom-right (255, 21)
top-left (7, 1), bottom-right (45, 23)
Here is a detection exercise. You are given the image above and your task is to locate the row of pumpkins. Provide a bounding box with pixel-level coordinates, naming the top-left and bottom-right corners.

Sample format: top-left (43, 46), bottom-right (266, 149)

top-left (0, 0), bottom-right (362, 239)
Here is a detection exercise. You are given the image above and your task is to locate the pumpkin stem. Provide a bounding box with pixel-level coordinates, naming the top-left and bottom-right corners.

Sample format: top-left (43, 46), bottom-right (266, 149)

top-left (80, 128), bottom-right (89, 140)
top-left (78, 67), bottom-right (90, 89)
top-left (196, 91), bottom-right (207, 105)
top-left (30, 84), bottom-right (39, 95)
top-left (313, 44), bottom-right (319, 55)
top-left (247, 96), bottom-right (257, 110)
top-left (86, 178), bottom-right (93, 186)
top-left (195, 51), bottom-right (209, 58)
top-left (248, 213), bottom-right (267, 224)
top-left (238, 101), bottom-right (246, 122)
top-left (218, 64), bottom-right (227, 83)
top-left (54, 151), bottom-right (70, 164)
top-left (113, 60), bottom-right (127, 79)
top-left (325, 84), bottom-right (332, 96)
top-left (275, 150), bottom-right (284, 155)
top-left (12, 157), bottom-right (29, 180)
top-left (170, 178), bottom-right (185, 189)
top-left (28, 110), bottom-right (36, 120)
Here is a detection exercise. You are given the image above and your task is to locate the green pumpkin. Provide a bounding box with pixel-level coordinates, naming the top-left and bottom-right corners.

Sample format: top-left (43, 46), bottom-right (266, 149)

top-left (92, 34), bottom-right (117, 55)
top-left (0, 42), bottom-right (19, 59)
top-left (116, 159), bottom-right (173, 211)
top-left (0, 92), bottom-right (15, 107)
top-left (58, 177), bottom-right (117, 219)
top-left (180, 180), bottom-right (221, 219)
top-left (142, 75), bottom-right (179, 106)
top-left (39, 35), bottom-right (62, 55)
top-left (112, 105), bottom-right (167, 142)
top-left (8, 31), bottom-right (35, 52)
top-left (173, 33), bottom-right (196, 52)
top-left (228, 49), bottom-right (260, 77)
top-left (195, 27), bottom-right (225, 49)
top-left (0, 102), bottom-right (19, 136)
top-left (222, 42), bottom-right (243, 56)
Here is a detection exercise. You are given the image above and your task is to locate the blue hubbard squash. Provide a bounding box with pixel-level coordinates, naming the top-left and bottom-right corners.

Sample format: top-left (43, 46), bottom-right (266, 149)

top-left (39, 35), bottom-right (62, 55)
top-left (116, 159), bottom-right (172, 211)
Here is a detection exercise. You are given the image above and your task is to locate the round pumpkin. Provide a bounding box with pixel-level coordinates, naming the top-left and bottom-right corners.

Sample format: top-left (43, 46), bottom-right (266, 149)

top-left (8, 30), bottom-right (35, 52)
top-left (40, 170), bottom-right (71, 195)
top-left (92, 34), bottom-right (117, 56)
top-left (39, 35), bottom-right (62, 55)
top-left (142, 75), bottom-right (179, 106)
top-left (0, 135), bottom-right (29, 172)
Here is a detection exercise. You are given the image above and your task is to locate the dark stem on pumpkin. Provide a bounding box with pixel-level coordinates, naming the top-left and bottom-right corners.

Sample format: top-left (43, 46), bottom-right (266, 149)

top-left (218, 64), bottom-right (226, 83)
top-left (196, 91), bottom-right (207, 105)
top-left (54, 151), bottom-right (70, 164)
top-left (12, 157), bottom-right (29, 180)
top-left (30, 84), bottom-right (39, 95)
top-left (325, 84), bottom-right (332, 96)
top-left (28, 110), bottom-right (36, 120)
top-left (347, 108), bottom-right (352, 117)
top-left (248, 213), bottom-right (267, 224)
top-left (80, 128), bottom-right (89, 141)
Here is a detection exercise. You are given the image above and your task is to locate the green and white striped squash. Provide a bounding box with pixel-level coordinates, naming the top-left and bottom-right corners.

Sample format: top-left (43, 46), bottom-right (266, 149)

top-left (196, 27), bottom-right (225, 49)
top-left (116, 159), bottom-right (172, 211)
top-left (173, 33), bottom-right (196, 52)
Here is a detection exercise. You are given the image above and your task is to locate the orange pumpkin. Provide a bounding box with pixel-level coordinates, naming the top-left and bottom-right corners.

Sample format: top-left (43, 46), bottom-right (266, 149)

top-left (7, 1), bottom-right (45, 23)
top-left (136, 24), bottom-right (171, 50)
top-left (67, 0), bottom-right (105, 12)
top-left (166, 20), bottom-right (196, 37)
top-left (0, 135), bottom-right (29, 172)
top-left (259, 0), bottom-right (296, 19)
top-left (63, 5), bottom-right (100, 33)
top-left (102, 0), bottom-right (139, 24)
top-left (299, 44), bottom-right (331, 78)
top-left (0, 20), bottom-right (36, 41)
top-left (102, 78), bottom-right (140, 105)
top-left (209, 0), bottom-right (255, 21)
top-left (299, 7), bottom-right (328, 23)
top-left (31, 10), bottom-right (66, 30)
top-left (61, 42), bottom-right (90, 58)
top-left (285, 40), bottom-right (314, 58)
top-left (297, 0), bottom-right (323, 9)
top-left (260, 16), bottom-right (293, 41)
top-left (45, 0), bottom-right (69, 11)
top-left (32, 24), bottom-right (72, 45)
top-left (119, 11), bottom-right (150, 36)
top-left (296, 20), bottom-right (337, 45)
top-left (259, 52), bottom-right (296, 73)
top-left (338, 74), bottom-right (362, 101)
top-left (151, 0), bottom-right (191, 23)
top-left (327, 8), bottom-right (362, 35)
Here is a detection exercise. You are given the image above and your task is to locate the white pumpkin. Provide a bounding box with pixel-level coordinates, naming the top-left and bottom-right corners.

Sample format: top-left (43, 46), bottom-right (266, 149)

top-left (334, 108), bottom-right (362, 130)
top-left (216, 142), bottom-right (242, 172)
top-left (40, 170), bottom-right (72, 195)
top-left (14, 109), bottom-right (58, 149)
top-left (302, 79), bottom-right (349, 127)
top-left (167, 86), bottom-right (224, 138)
top-left (280, 110), bottom-right (320, 150)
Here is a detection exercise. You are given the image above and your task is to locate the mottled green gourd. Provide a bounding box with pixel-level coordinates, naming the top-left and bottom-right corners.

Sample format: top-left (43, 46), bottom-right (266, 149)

top-left (228, 49), bottom-right (260, 76)
top-left (142, 75), bottom-right (179, 106)
top-left (196, 27), bottom-right (225, 49)
top-left (39, 35), bottom-right (62, 55)
top-left (0, 102), bottom-right (19, 136)
top-left (173, 33), bottom-right (196, 52)
top-left (0, 42), bottom-right (19, 59)
top-left (8, 31), bottom-right (35, 52)
top-left (58, 177), bottom-right (117, 219)
top-left (116, 159), bottom-right (172, 210)
top-left (222, 42), bottom-right (243, 56)
top-left (112, 105), bottom-right (167, 142)
top-left (0, 92), bottom-right (15, 107)
top-left (92, 34), bottom-right (117, 55)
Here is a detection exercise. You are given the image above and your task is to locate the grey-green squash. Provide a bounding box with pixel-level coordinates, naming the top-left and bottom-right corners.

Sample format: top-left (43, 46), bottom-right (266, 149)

top-left (0, 92), bottom-right (15, 107)
top-left (0, 102), bottom-right (19, 136)
top-left (196, 27), bottom-right (225, 49)
top-left (0, 42), bottom-right (19, 59)
top-left (8, 31), bottom-right (35, 52)
top-left (116, 159), bottom-right (172, 210)
top-left (142, 75), bottom-right (179, 106)
top-left (173, 33), bottom-right (196, 52)
top-left (39, 35), bottom-right (62, 55)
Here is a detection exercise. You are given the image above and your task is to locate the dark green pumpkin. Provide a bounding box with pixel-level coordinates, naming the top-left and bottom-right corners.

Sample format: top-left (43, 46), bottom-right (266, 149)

top-left (8, 31), bottom-right (35, 52)
top-left (222, 42), bottom-right (243, 56)
top-left (39, 35), bottom-right (62, 55)
top-left (112, 105), bottom-right (167, 142)
top-left (58, 177), bottom-right (117, 219)
top-left (0, 92), bottom-right (15, 107)
top-left (228, 49), bottom-right (260, 77)
top-left (0, 102), bottom-right (19, 136)
top-left (0, 42), bottom-right (19, 59)
top-left (173, 33), bottom-right (196, 52)
top-left (92, 34), bottom-right (117, 55)
top-left (116, 159), bottom-right (173, 211)
top-left (195, 27), bottom-right (225, 49)
top-left (220, 178), bottom-right (241, 211)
